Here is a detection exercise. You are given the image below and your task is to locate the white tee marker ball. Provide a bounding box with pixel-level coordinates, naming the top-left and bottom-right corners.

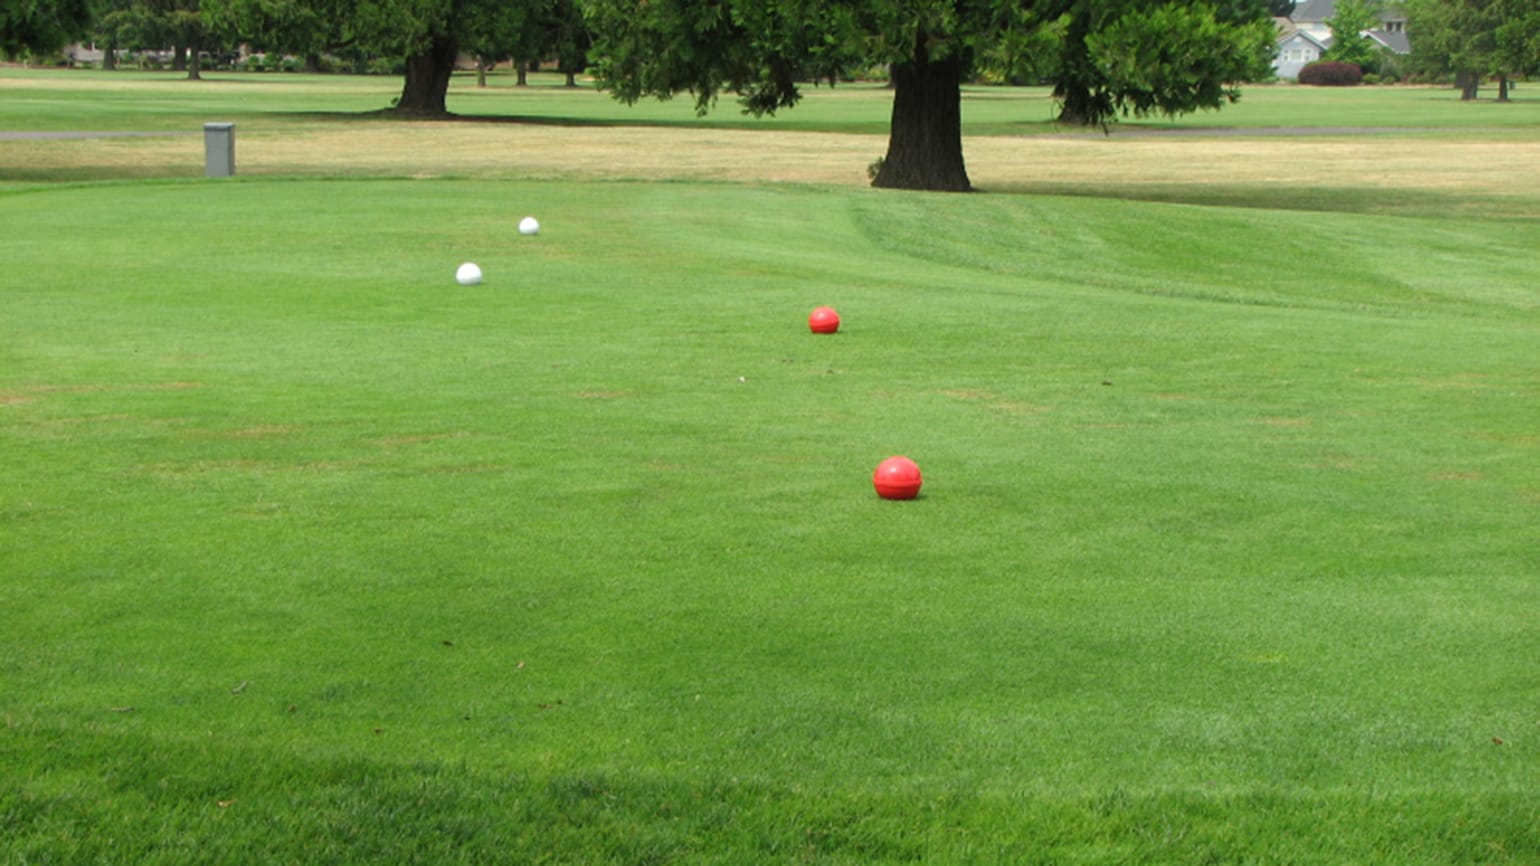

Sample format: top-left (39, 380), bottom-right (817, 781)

top-left (455, 262), bottom-right (482, 285)
top-left (518, 216), bottom-right (540, 236)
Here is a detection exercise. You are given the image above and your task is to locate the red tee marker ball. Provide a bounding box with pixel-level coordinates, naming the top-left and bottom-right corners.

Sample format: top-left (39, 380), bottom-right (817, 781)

top-left (873, 456), bottom-right (922, 500)
top-left (808, 306), bottom-right (841, 334)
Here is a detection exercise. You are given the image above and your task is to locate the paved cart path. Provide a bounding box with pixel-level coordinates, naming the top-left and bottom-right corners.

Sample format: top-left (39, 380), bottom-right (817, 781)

top-left (1, 127), bottom-right (1440, 142)
top-left (0, 130), bottom-right (198, 140)
top-left (1044, 126), bottom-right (1441, 138)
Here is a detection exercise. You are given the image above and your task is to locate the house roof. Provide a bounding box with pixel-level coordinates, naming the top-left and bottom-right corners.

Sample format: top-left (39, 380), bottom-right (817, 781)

top-left (1293, 0), bottom-right (1408, 25)
top-left (1291, 0), bottom-right (1338, 23)
top-left (1369, 30), bottom-right (1411, 54)
top-left (1277, 29), bottom-right (1331, 50)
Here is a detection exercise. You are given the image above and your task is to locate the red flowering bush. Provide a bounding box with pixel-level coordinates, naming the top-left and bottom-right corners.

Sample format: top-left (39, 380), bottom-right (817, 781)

top-left (1299, 62), bottom-right (1364, 86)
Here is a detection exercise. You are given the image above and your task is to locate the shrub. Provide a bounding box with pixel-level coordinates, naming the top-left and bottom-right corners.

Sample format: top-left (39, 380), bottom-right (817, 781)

top-left (366, 57), bottom-right (404, 76)
top-left (1299, 61), bottom-right (1363, 86)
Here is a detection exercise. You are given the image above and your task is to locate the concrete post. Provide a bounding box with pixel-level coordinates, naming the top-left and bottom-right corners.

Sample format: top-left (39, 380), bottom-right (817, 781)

top-left (203, 123), bottom-right (235, 177)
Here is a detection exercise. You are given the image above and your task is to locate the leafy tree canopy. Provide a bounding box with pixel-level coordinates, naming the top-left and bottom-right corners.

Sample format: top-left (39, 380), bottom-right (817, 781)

top-left (1321, 0), bottom-right (1384, 69)
top-left (584, 0), bottom-right (1275, 190)
top-left (2, 0), bottom-right (94, 55)
top-left (1054, 0), bottom-right (1274, 125)
top-left (1407, 0), bottom-right (1539, 97)
top-left (200, 0), bottom-right (342, 64)
top-left (338, 0), bottom-right (552, 113)
top-left (86, 0), bottom-right (216, 76)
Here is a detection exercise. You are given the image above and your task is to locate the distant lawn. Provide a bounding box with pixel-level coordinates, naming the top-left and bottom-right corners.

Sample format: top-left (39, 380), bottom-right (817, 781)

top-left (5, 69), bottom-right (1540, 220)
top-left (2, 72), bottom-right (1538, 864)
top-left (4, 67), bottom-right (1540, 136)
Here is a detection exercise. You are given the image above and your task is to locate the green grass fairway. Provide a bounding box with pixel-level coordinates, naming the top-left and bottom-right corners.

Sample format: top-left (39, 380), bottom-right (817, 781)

top-left (3, 73), bottom-right (1540, 863)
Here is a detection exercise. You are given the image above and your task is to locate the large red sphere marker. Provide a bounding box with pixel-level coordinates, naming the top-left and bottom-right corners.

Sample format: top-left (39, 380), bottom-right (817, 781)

top-left (873, 456), bottom-right (922, 500)
top-left (808, 306), bottom-right (841, 334)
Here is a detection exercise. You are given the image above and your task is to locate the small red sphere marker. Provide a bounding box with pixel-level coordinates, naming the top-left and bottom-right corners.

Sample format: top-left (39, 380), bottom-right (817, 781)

top-left (808, 306), bottom-right (840, 334)
top-left (873, 456), bottom-right (922, 500)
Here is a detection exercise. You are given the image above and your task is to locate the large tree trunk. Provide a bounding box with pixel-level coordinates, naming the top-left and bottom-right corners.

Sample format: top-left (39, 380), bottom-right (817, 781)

top-left (871, 35), bottom-right (971, 192)
top-left (186, 33), bottom-right (202, 80)
top-left (394, 35), bottom-right (458, 115)
top-left (1496, 74), bottom-right (1509, 102)
top-left (1053, 10), bottom-right (1106, 126)
top-left (1055, 83), bottom-right (1105, 126)
top-left (1458, 70), bottom-right (1478, 101)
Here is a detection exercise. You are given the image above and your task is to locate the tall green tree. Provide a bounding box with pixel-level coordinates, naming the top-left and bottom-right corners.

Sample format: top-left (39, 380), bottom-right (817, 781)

top-left (1407, 0), bottom-right (1469, 92)
top-left (457, 0), bottom-right (548, 87)
top-left (585, 0), bottom-right (970, 189)
top-left (1054, 0), bottom-right (1275, 126)
top-left (168, 0), bottom-right (207, 76)
top-left (345, 0), bottom-right (548, 114)
top-left (3, 0), bottom-right (94, 56)
top-left (1321, 0), bottom-right (1383, 71)
top-left (1407, 0), bottom-right (1537, 99)
top-left (546, 0), bottom-right (590, 86)
top-left (585, 0), bottom-right (1275, 191)
top-left (202, 0), bottom-right (342, 72)
top-left (92, 0), bottom-right (213, 77)
top-left (1492, 3), bottom-right (1540, 95)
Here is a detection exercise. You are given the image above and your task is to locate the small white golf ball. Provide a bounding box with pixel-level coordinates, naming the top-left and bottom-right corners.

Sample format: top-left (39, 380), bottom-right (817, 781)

top-left (519, 216), bottom-right (540, 236)
top-left (455, 262), bottom-right (482, 285)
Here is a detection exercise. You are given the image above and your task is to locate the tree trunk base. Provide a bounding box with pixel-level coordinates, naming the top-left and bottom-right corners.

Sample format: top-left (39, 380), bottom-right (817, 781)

top-left (393, 35), bottom-right (458, 116)
top-left (870, 43), bottom-right (972, 193)
top-left (1458, 71), bottom-right (1478, 101)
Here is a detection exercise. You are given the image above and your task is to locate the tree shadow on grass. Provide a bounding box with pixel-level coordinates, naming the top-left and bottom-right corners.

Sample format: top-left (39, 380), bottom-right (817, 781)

top-left (982, 180), bottom-right (1540, 221)
top-left (281, 108), bottom-right (894, 135)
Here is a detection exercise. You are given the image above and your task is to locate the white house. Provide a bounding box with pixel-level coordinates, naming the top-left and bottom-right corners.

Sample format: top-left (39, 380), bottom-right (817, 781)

top-left (1292, 0), bottom-right (1410, 41)
top-left (1273, 0), bottom-right (1411, 80)
top-left (1273, 25), bottom-right (1330, 80)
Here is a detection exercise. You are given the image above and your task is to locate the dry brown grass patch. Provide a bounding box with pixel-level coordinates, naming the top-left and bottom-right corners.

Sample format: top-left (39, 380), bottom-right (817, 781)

top-left (6, 119), bottom-right (1540, 218)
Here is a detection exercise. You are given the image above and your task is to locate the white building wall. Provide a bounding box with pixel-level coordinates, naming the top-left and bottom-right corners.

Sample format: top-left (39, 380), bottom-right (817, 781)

top-left (1273, 34), bottom-right (1325, 80)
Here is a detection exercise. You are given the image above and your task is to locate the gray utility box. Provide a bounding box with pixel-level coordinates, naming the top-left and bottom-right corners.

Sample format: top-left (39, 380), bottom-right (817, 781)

top-left (204, 122), bottom-right (236, 177)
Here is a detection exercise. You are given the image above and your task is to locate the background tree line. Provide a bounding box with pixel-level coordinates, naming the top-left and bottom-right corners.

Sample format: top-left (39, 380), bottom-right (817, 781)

top-left (1402, 0), bottom-right (1540, 100)
top-left (7, 0), bottom-right (1536, 103)
top-left (4, 0), bottom-right (1537, 189)
top-left (1303, 0), bottom-right (1537, 98)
